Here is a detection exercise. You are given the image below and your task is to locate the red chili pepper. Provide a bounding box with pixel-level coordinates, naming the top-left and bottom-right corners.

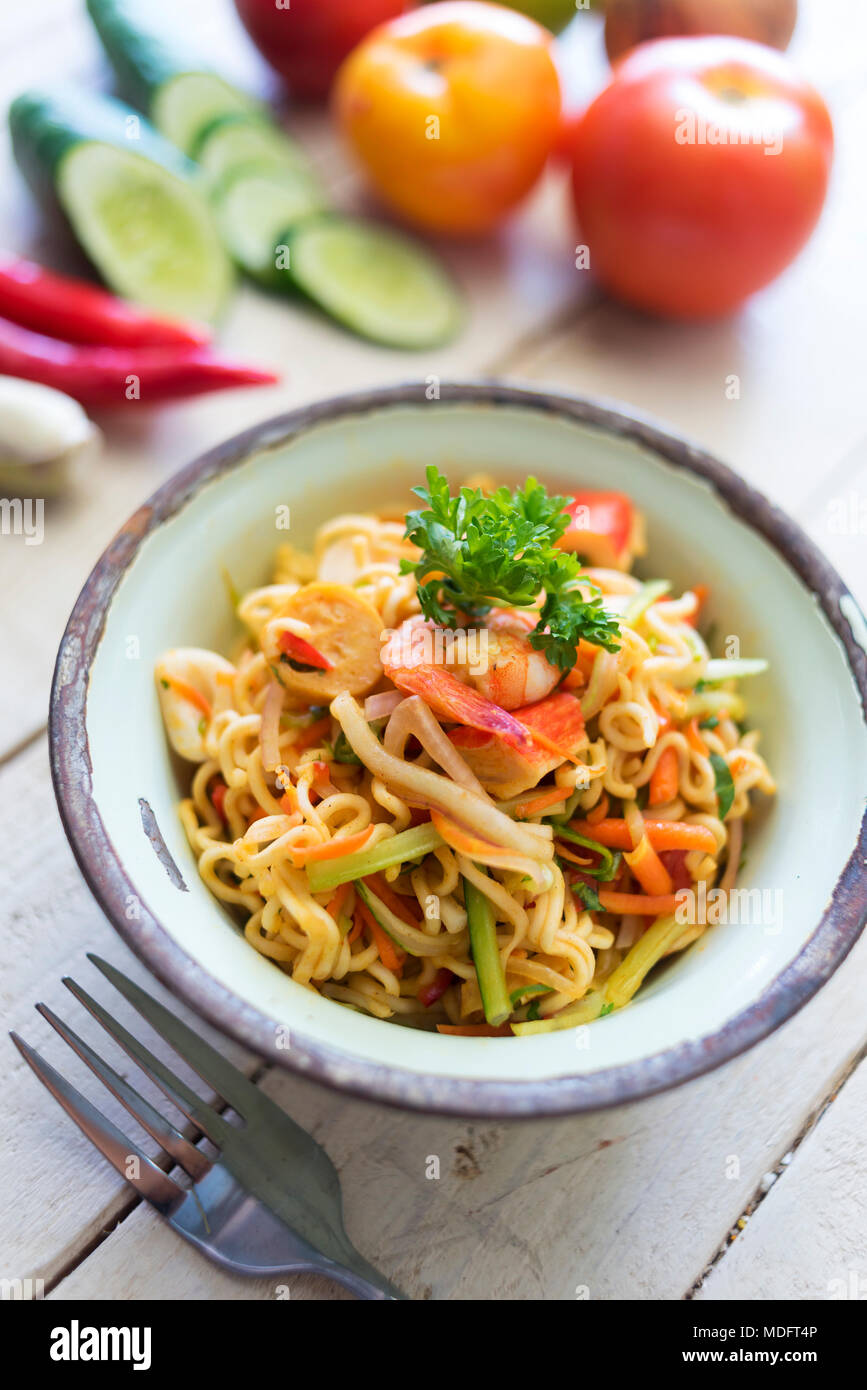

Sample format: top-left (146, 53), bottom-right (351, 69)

top-left (211, 779), bottom-right (228, 820)
top-left (0, 316), bottom-right (278, 406)
top-left (0, 255), bottom-right (210, 348)
top-left (418, 968), bottom-right (455, 1009)
top-left (658, 849), bottom-right (693, 893)
top-left (278, 629), bottom-right (333, 671)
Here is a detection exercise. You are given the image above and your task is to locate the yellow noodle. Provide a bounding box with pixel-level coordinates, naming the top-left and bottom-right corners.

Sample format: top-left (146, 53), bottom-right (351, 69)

top-left (159, 498), bottom-right (775, 1028)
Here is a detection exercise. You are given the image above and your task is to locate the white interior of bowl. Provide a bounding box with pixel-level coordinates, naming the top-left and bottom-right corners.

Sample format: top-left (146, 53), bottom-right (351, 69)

top-left (85, 401), bottom-right (867, 1084)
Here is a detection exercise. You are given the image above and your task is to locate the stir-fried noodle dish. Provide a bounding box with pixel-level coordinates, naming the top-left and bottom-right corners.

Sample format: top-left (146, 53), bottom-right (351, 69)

top-left (156, 470), bottom-right (775, 1036)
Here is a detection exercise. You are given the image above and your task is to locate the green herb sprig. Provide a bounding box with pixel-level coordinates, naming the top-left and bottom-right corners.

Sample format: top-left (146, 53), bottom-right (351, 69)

top-left (401, 467), bottom-right (620, 672)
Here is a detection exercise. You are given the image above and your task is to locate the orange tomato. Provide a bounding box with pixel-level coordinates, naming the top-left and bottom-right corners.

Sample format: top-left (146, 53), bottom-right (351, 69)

top-left (333, 1), bottom-right (562, 235)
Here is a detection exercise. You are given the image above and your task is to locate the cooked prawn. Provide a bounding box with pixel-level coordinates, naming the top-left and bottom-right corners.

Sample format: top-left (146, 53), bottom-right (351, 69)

top-left (155, 648), bottom-right (235, 761)
top-left (381, 607), bottom-right (560, 731)
top-left (450, 691), bottom-right (588, 798)
top-left (381, 610), bottom-right (561, 752)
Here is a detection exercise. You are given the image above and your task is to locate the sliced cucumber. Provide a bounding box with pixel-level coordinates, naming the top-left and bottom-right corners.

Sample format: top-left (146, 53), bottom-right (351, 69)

top-left (193, 114), bottom-right (312, 185)
top-left (60, 143), bottom-right (232, 321)
top-left (152, 73), bottom-right (263, 157)
top-left (212, 166), bottom-right (325, 284)
top-left (10, 88), bottom-right (232, 322)
top-left (87, 0), bottom-right (263, 153)
top-left (286, 217), bottom-right (463, 349)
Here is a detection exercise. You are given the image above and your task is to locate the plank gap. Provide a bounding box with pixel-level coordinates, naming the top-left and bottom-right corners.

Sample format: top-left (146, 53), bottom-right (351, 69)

top-left (685, 1031), bottom-right (867, 1299)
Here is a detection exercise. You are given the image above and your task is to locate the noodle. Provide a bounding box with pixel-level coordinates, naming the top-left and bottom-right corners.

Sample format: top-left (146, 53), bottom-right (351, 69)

top-left (156, 477), bottom-right (776, 1034)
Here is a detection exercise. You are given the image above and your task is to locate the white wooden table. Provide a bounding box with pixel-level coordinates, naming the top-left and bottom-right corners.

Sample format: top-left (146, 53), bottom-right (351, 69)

top-left (2, 0), bottom-right (865, 1302)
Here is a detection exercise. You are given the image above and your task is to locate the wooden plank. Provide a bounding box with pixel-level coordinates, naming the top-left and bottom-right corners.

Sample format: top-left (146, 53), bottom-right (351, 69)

top-left (48, 925), bottom-right (867, 1300)
top-left (2, 0), bottom-right (866, 1303)
top-left (695, 1055), bottom-right (867, 1301)
top-left (0, 736), bottom-right (259, 1287)
top-left (2, 720), bottom-right (864, 1299)
top-left (0, 8), bottom-right (590, 762)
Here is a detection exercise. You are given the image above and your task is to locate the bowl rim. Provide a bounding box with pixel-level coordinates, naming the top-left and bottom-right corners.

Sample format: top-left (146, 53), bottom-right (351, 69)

top-left (49, 380), bottom-right (867, 1118)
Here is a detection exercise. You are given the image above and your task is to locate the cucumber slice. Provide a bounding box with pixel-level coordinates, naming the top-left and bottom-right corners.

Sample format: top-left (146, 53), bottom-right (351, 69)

top-left (152, 73), bottom-right (263, 157)
top-left (87, 0), bottom-right (264, 153)
top-left (286, 217), bottom-right (462, 349)
top-left (212, 166), bottom-right (324, 284)
top-left (58, 142), bottom-right (232, 321)
top-left (10, 88), bottom-right (232, 322)
top-left (193, 114), bottom-right (312, 185)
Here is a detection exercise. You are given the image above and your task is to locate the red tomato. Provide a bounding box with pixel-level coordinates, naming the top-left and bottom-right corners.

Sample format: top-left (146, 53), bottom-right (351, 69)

top-left (566, 37), bottom-right (834, 318)
top-left (233, 0), bottom-right (411, 101)
top-left (558, 491), bottom-right (639, 570)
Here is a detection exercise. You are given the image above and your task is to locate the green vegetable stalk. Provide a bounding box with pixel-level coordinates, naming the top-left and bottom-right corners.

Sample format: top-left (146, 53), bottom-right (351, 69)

top-left (463, 872), bottom-right (511, 1027)
top-left (305, 822), bottom-right (443, 894)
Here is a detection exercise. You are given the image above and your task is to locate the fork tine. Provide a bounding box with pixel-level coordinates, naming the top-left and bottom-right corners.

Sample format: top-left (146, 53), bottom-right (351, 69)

top-left (36, 1002), bottom-right (211, 1183)
top-left (10, 1033), bottom-right (183, 1214)
top-left (86, 955), bottom-right (264, 1117)
top-left (62, 976), bottom-right (228, 1145)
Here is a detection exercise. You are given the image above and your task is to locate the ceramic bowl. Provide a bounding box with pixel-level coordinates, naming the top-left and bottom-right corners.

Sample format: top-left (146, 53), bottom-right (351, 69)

top-left (50, 383), bottom-right (867, 1117)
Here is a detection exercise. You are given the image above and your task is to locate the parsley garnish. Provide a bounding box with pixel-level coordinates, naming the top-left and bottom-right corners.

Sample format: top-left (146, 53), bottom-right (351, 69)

top-left (710, 753), bottom-right (735, 819)
top-left (402, 467), bottom-right (621, 672)
top-left (599, 1002), bottom-right (614, 1017)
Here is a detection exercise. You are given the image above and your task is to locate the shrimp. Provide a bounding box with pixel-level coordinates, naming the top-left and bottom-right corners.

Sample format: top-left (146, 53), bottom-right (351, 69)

top-left (380, 610), bottom-right (561, 752)
top-left (450, 691), bottom-right (588, 798)
top-left (465, 608), bottom-right (561, 708)
top-left (155, 648), bottom-right (235, 761)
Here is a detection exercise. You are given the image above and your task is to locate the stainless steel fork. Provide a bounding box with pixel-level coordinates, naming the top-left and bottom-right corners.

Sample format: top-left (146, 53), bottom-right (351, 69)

top-left (11, 955), bottom-right (403, 1300)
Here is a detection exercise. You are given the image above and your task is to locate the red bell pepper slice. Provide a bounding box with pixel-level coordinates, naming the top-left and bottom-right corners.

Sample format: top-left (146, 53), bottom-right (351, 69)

top-left (278, 629), bottom-right (334, 671)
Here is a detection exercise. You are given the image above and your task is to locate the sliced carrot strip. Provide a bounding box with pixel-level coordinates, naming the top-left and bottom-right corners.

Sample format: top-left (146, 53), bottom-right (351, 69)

top-left (624, 835), bottom-right (674, 897)
top-left (515, 786), bottom-right (569, 819)
top-left (436, 1023), bottom-right (513, 1036)
top-left (684, 583), bottom-right (710, 626)
top-left (586, 794), bottom-right (609, 825)
top-left (164, 676), bottom-right (211, 719)
top-left (290, 825), bottom-right (375, 867)
top-left (648, 746), bottom-right (679, 806)
top-left (685, 717), bottom-right (706, 755)
top-left (598, 890), bottom-right (680, 915)
top-left (364, 873), bottom-right (422, 926)
top-left (326, 881), bottom-right (352, 923)
top-left (569, 818), bottom-right (717, 856)
top-left (347, 907), bottom-right (364, 943)
top-left (651, 698), bottom-right (672, 733)
top-left (292, 715), bottom-right (331, 753)
top-left (356, 899), bottom-right (405, 973)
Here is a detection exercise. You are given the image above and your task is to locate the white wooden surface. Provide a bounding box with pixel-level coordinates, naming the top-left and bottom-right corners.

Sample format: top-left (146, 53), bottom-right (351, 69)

top-left (1, 0), bottom-right (865, 1302)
